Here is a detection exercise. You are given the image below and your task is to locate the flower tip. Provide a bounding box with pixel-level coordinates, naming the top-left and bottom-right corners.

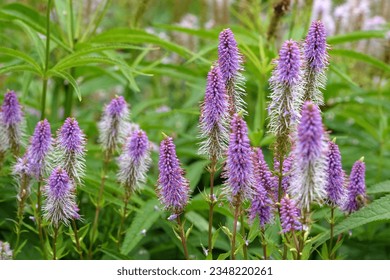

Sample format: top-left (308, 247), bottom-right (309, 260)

top-left (161, 132), bottom-right (169, 139)
top-left (359, 156), bottom-right (365, 162)
top-left (332, 137), bottom-right (337, 143)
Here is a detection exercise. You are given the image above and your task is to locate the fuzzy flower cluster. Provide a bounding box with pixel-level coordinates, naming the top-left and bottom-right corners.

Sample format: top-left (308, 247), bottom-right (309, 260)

top-left (43, 167), bottom-right (80, 226)
top-left (26, 119), bottom-right (52, 178)
top-left (98, 96), bottom-right (130, 155)
top-left (218, 28), bottom-right (246, 115)
top-left (0, 90), bottom-right (24, 156)
top-left (0, 241), bottom-right (13, 260)
top-left (118, 129), bottom-right (151, 196)
top-left (223, 114), bottom-right (254, 206)
top-left (248, 148), bottom-right (273, 227)
top-left (53, 117), bottom-right (86, 185)
top-left (303, 21), bottom-right (329, 105)
top-left (157, 136), bottom-right (190, 216)
top-left (199, 65), bottom-right (229, 160)
top-left (343, 159), bottom-right (366, 214)
top-left (326, 141), bottom-right (345, 207)
top-left (290, 102), bottom-right (328, 211)
top-left (268, 40), bottom-right (302, 154)
top-left (280, 196), bottom-right (302, 233)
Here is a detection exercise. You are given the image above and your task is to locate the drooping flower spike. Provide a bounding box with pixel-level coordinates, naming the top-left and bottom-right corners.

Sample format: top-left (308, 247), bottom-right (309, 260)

top-left (199, 65), bottom-right (229, 160)
top-left (157, 135), bottom-right (190, 216)
top-left (302, 20), bottom-right (329, 105)
top-left (343, 158), bottom-right (366, 214)
top-left (53, 117), bottom-right (86, 185)
top-left (98, 95), bottom-right (130, 155)
top-left (223, 114), bottom-right (254, 206)
top-left (268, 40), bottom-right (303, 155)
top-left (118, 129), bottom-right (151, 196)
top-left (248, 148), bottom-right (273, 227)
top-left (43, 167), bottom-right (80, 226)
top-left (0, 90), bottom-right (24, 156)
top-left (218, 28), bottom-right (246, 116)
top-left (290, 101), bottom-right (328, 211)
top-left (326, 140), bottom-right (345, 207)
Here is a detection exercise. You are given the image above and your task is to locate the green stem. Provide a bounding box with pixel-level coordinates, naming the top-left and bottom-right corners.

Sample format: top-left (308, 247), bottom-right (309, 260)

top-left (240, 214), bottom-right (248, 260)
top-left (260, 227), bottom-right (267, 260)
top-left (53, 225), bottom-right (59, 260)
top-left (14, 174), bottom-right (29, 257)
top-left (41, 0), bottom-right (52, 120)
top-left (88, 151), bottom-right (111, 259)
top-left (207, 157), bottom-right (217, 257)
top-left (329, 206), bottom-right (335, 259)
top-left (36, 181), bottom-right (46, 259)
top-left (71, 219), bottom-right (83, 260)
top-left (177, 215), bottom-right (189, 260)
top-left (292, 231), bottom-right (301, 260)
top-left (231, 205), bottom-right (240, 260)
top-left (117, 192), bottom-right (130, 249)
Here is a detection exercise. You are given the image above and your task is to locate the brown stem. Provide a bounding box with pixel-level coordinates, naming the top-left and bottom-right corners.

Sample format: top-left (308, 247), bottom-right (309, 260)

top-left (292, 231), bottom-right (301, 260)
top-left (117, 192), bottom-right (130, 248)
top-left (261, 227), bottom-right (267, 260)
top-left (267, 0), bottom-right (290, 41)
top-left (177, 215), bottom-right (189, 260)
top-left (53, 225), bottom-right (59, 260)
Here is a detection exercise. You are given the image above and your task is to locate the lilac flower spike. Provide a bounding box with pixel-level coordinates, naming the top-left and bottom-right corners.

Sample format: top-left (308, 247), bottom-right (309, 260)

top-left (254, 148), bottom-right (277, 202)
top-left (43, 167), bottom-right (80, 226)
top-left (54, 117), bottom-right (86, 185)
top-left (290, 101), bottom-right (327, 210)
top-left (0, 90), bottom-right (24, 155)
top-left (223, 114), bottom-right (254, 206)
top-left (248, 148), bottom-right (273, 227)
top-left (280, 196), bottom-right (302, 233)
top-left (326, 140), bottom-right (345, 207)
top-left (268, 40), bottom-right (302, 154)
top-left (199, 65), bottom-right (229, 160)
top-left (27, 119), bottom-right (52, 178)
top-left (98, 96), bottom-right (130, 155)
top-left (343, 158), bottom-right (366, 214)
top-left (157, 136), bottom-right (190, 215)
top-left (118, 129), bottom-right (151, 195)
top-left (218, 28), bottom-right (246, 115)
top-left (303, 21), bottom-right (329, 105)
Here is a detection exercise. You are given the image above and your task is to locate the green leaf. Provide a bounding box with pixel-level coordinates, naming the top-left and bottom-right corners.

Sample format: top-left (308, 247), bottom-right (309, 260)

top-left (186, 160), bottom-right (208, 190)
top-left (328, 30), bottom-right (386, 45)
top-left (185, 211), bottom-right (209, 233)
top-left (367, 181), bottom-right (390, 195)
top-left (331, 49), bottom-right (390, 73)
top-left (121, 199), bottom-right (161, 255)
top-left (0, 64), bottom-right (40, 75)
top-left (0, 47), bottom-right (42, 74)
top-left (47, 69), bottom-right (82, 101)
top-left (312, 194), bottom-right (390, 250)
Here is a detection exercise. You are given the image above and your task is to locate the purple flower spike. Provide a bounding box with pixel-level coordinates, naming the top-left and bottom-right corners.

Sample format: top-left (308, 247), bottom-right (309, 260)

top-left (98, 96), bottom-right (130, 154)
top-left (54, 117), bottom-right (86, 185)
top-left (280, 196), bottom-right (302, 233)
top-left (0, 90), bottom-right (24, 155)
top-left (276, 40), bottom-right (301, 86)
top-left (268, 40), bottom-right (302, 151)
top-left (304, 21), bottom-right (328, 72)
top-left (218, 28), bottom-right (241, 83)
top-left (27, 119), bottom-right (52, 178)
top-left (157, 136), bottom-right (190, 215)
top-left (302, 21), bottom-right (328, 105)
top-left (254, 148), bottom-right (277, 202)
top-left (290, 101), bottom-right (327, 210)
top-left (199, 65), bottom-right (229, 160)
top-left (326, 141), bottom-right (345, 207)
top-left (343, 158), bottom-right (366, 214)
top-left (223, 114), bottom-right (254, 205)
top-left (118, 129), bottom-right (151, 195)
top-left (43, 167), bottom-right (79, 226)
top-left (218, 29), bottom-right (246, 115)
top-left (58, 118), bottom-right (85, 154)
top-left (249, 148), bottom-right (273, 227)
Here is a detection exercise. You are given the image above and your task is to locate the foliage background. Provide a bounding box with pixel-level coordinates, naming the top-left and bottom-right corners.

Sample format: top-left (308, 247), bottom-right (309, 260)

top-left (0, 0), bottom-right (389, 260)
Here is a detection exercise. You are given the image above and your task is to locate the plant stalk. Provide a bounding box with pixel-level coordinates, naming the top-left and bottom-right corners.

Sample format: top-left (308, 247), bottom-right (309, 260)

top-left (53, 225), bottom-right (59, 260)
top-left (207, 156), bottom-right (217, 257)
top-left (41, 0), bottom-right (52, 120)
top-left (231, 205), bottom-right (240, 260)
top-left (117, 192), bottom-right (131, 248)
top-left (260, 227), bottom-right (267, 260)
top-left (71, 219), bottom-right (83, 260)
top-left (177, 215), bottom-right (189, 260)
top-left (240, 214), bottom-right (248, 260)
